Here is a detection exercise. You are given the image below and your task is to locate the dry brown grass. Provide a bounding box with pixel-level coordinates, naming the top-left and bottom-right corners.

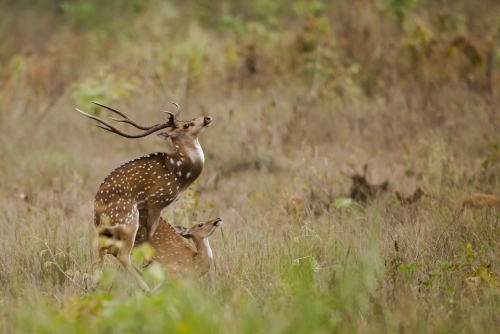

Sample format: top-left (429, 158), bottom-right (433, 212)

top-left (461, 193), bottom-right (500, 209)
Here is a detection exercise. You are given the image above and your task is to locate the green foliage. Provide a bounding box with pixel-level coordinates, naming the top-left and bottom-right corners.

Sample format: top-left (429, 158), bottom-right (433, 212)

top-left (99, 267), bottom-right (118, 286)
top-left (61, 0), bottom-right (150, 31)
top-left (404, 18), bottom-right (436, 58)
top-left (437, 259), bottom-right (451, 269)
top-left (386, 0), bottom-right (418, 18)
top-left (72, 67), bottom-right (141, 113)
top-left (415, 244), bottom-right (499, 292)
top-left (293, 1), bottom-right (326, 16)
top-left (252, 1), bottom-right (279, 26)
top-left (220, 15), bottom-right (250, 34)
top-left (131, 243), bottom-right (155, 263)
top-left (334, 197), bottom-right (353, 209)
top-left (398, 262), bottom-right (416, 271)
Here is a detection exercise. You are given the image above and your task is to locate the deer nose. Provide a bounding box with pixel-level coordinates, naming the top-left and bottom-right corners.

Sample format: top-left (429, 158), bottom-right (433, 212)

top-left (203, 116), bottom-right (212, 126)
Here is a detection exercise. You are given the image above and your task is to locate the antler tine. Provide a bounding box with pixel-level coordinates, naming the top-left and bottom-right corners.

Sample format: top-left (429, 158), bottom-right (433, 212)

top-left (92, 101), bottom-right (151, 130)
top-left (76, 108), bottom-right (112, 126)
top-left (94, 123), bottom-right (117, 133)
top-left (91, 101), bottom-right (128, 118)
top-left (76, 108), bottom-right (172, 139)
top-left (76, 108), bottom-right (135, 136)
top-left (161, 110), bottom-right (176, 123)
top-left (171, 102), bottom-right (181, 118)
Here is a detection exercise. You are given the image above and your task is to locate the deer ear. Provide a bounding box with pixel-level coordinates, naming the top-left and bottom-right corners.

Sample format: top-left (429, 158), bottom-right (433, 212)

top-left (173, 225), bottom-right (192, 239)
top-left (156, 132), bottom-right (171, 140)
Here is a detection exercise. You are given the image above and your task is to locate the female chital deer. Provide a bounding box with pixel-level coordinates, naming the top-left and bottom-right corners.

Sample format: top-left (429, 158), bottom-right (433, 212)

top-left (77, 102), bottom-right (212, 292)
top-left (135, 217), bottom-right (222, 278)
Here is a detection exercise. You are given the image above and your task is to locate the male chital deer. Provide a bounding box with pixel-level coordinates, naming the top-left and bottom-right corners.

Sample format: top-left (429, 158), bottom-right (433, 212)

top-left (77, 102), bottom-right (212, 292)
top-left (135, 217), bottom-right (222, 278)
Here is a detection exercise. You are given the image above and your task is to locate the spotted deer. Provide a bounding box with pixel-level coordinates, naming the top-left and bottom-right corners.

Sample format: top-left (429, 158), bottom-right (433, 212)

top-left (135, 217), bottom-right (222, 279)
top-left (77, 102), bottom-right (212, 292)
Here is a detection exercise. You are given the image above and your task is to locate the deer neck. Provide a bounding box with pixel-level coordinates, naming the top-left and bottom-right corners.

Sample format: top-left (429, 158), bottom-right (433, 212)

top-left (192, 237), bottom-right (213, 276)
top-left (168, 138), bottom-right (205, 185)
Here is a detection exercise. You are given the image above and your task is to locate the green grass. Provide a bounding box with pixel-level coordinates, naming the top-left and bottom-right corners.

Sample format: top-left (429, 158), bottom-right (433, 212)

top-left (1, 0), bottom-right (500, 332)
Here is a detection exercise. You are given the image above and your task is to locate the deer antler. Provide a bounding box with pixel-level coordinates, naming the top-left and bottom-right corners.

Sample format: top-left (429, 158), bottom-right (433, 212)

top-left (161, 102), bottom-right (181, 119)
top-left (92, 102), bottom-right (152, 130)
top-left (76, 102), bottom-right (178, 138)
top-left (172, 102), bottom-right (181, 118)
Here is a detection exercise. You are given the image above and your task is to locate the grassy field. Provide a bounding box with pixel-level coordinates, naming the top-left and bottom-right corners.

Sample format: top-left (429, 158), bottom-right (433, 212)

top-left (1, 0), bottom-right (500, 332)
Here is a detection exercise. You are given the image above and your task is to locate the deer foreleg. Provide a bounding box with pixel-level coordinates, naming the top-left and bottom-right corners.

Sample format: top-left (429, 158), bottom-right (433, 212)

top-left (91, 247), bottom-right (107, 290)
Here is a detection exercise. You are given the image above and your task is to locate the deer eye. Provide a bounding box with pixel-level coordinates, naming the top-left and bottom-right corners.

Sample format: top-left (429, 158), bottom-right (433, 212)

top-left (184, 123), bottom-right (190, 129)
top-left (198, 223), bottom-right (203, 227)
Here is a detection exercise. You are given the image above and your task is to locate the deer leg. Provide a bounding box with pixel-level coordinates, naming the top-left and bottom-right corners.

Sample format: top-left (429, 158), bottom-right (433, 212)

top-left (134, 208), bottom-right (149, 245)
top-left (94, 201), bottom-right (150, 292)
top-left (91, 247), bottom-right (107, 290)
top-left (146, 209), bottom-right (162, 243)
top-left (151, 280), bottom-right (165, 296)
top-left (115, 226), bottom-right (151, 293)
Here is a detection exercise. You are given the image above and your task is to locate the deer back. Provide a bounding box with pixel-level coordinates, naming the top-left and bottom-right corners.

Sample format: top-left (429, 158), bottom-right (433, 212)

top-left (135, 217), bottom-right (198, 276)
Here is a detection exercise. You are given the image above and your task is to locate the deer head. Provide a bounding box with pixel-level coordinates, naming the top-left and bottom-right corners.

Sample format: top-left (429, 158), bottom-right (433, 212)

top-left (173, 218), bottom-right (222, 240)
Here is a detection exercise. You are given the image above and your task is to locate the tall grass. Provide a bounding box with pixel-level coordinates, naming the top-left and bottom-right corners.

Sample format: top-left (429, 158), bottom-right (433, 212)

top-left (1, 0), bottom-right (500, 332)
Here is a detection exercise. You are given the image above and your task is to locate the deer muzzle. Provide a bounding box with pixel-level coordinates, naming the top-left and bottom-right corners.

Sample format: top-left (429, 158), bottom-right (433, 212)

top-left (203, 116), bottom-right (212, 126)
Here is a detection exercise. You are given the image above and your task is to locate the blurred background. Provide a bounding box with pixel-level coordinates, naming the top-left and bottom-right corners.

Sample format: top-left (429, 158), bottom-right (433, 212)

top-left (1, 0), bottom-right (499, 187)
top-left (1, 1), bottom-right (500, 332)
